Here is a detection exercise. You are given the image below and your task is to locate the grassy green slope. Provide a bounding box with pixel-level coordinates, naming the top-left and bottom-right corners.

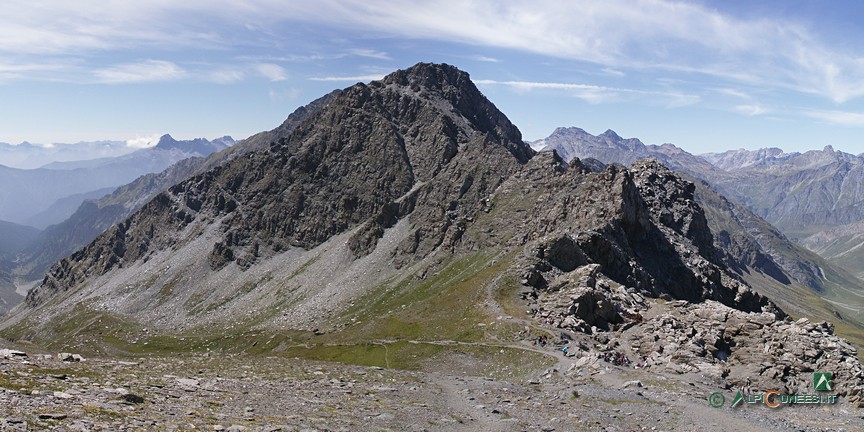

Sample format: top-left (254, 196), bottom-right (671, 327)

top-left (0, 247), bottom-right (553, 378)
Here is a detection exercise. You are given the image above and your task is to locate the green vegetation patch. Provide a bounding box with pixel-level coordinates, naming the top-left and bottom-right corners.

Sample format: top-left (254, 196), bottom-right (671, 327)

top-left (335, 250), bottom-right (508, 343)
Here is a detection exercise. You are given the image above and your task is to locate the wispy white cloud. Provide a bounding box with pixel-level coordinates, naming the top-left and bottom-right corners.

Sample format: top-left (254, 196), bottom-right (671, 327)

top-left (207, 68), bottom-right (245, 84)
top-left (0, 61), bottom-right (67, 73)
top-left (0, 58), bottom-right (84, 82)
top-left (475, 79), bottom-right (699, 107)
top-left (94, 60), bottom-right (187, 84)
top-left (255, 63), bottom-right (288, 81)
top-left (0, 1), bottom-right (226, 54)
top-left (713, 88), bottom-right (753, 100)
top-left (348, 48), bottom-right (391, 60)
top-left (734, 104), bottom-right (770, 116)
top-left (247, 0), bottom-right (864, 104)
top-left (601, 68), bottom-right (625, 77)
top-left (473, 55), bottom-right (500, 63)
top-left (803, 109), bottom-right (864, 126)
top-left (236, 54), bottom-right (341, 63)
top-left (126, 133), bottom-right (162, 148)
top-left (268, 87), bottom-right (301, 101)
top-left (309, 74), bottom-right (386, 82)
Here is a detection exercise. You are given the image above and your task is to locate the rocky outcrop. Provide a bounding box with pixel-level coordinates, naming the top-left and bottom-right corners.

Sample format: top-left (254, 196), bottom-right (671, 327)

top-left (628, 300), bottom-right (864, 402)
top-left (515, 157), bottom-right (776, 317)
top-left (508, 155), bottom-right (864, 401)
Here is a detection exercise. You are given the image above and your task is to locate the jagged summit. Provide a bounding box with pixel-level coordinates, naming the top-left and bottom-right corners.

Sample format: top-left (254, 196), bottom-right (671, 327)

top-left (154, 134), bottom-right (176, 148)
top-left (534, 126), bottom-right (650, 163)
top-left (154, 134), bottom-right (234, 155)
top-left (378, 62), bottom-right (531, 163)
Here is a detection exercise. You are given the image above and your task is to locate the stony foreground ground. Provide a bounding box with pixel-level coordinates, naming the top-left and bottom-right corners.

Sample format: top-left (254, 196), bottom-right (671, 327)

top-left (0, 343), bottom-right (862, 432)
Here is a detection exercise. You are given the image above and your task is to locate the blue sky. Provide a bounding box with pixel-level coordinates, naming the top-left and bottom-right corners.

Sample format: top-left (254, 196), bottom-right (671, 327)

top-left (2, 1), bottom-right (864, 155)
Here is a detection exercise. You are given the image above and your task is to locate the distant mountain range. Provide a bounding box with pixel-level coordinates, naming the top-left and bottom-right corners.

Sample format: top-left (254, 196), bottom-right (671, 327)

top-left (0, 140), bottom-right (134, 169)
top-left (701, 145), bottom-right (864, 281)
top-left (535, 129), bottom-right (864, 251)
top-left (0, 134), bottom-right (234, 229)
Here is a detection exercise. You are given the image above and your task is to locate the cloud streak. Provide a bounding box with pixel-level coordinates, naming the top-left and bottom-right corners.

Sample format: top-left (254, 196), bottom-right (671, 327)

top-left (255, 63), bottom-right (288, 81)
top-left (125, 134), bottom-right (162, 148)
top-left (348, 49), bottom-right (391, 60)
top-left (734, 104), bottom-right (770, 116)
top-left (94, 60), bottom-right (187, 84)
top-left (225, 0), bottom-right (864, 103)
top-left (803, 109), bottom-right (864, 126)
top-left (475, 79), bottom-right (700, 107)
top-left (309, 74), bottom-right (386, 82)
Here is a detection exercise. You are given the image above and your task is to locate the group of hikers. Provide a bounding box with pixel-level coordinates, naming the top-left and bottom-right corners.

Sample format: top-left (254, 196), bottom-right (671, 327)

top-left (532, 333), bottom-right (650, 369)
top-left (534, 335), bottom-right (550, 347)
top-left (601, 350), bottom-right (631, 366)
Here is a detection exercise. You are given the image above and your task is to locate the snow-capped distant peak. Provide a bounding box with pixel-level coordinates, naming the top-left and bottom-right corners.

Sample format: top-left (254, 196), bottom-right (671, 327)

top-left (529, 139), bottom-right (547, 151)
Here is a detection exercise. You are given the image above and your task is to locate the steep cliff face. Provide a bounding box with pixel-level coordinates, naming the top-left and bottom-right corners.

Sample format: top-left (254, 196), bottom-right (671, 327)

top-left (503, 157), bottom-right (861, 398)
top-left (506, 156), bottom-right (776, 320)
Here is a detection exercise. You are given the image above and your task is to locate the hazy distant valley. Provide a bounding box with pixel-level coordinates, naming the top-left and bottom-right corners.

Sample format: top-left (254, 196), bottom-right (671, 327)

top-left (0, 135), bottom-right (234, 312)
top-left (1, 64), bottom-right (863, 431)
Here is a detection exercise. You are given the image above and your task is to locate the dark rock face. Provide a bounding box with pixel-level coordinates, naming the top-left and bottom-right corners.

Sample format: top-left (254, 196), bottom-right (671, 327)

top-left (27, 63), bottom-right (531, 306)
top-left (507, 158), bottom-right (861, 399)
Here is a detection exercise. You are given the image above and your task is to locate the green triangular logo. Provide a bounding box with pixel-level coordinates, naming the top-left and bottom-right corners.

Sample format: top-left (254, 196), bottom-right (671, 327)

top-left (814, 372), bottom-right (833, 391)
top-left (731, 390), bottom-right (744, 408)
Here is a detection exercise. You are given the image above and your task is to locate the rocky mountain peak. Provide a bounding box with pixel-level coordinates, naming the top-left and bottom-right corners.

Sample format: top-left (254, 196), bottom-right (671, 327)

top-left (551, 126), bottom-right (588, 136)
top-left (377, 63), bottom-right (531, 163)
top-left (25, 62), bottom-right (535, 307)
top-left (154, 134), bottom-right (233, 155)
top-left (155, 134), bottom-right (176, 147)
top-left (600, 129), bottom-right (622, 140)
top-left (381, 62), bottom-right (470, 92)
top-left (532, 127), bottom-right (650, 164)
